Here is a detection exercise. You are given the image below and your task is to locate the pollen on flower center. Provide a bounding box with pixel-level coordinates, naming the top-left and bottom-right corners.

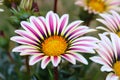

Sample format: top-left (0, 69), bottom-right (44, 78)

top-left (114, 61), bottom-right (120, 76)
top-left (88, 0), bottom-right (106, 13)
top-left (42, 36), bottom-right (68, 56)
top-left (117, 31), bottom-right (120, 37)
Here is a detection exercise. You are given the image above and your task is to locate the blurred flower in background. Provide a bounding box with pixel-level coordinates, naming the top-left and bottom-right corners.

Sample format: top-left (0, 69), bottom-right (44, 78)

top-left (0, 0), bottom-right (4, 12)
top-left (9, 0), bottom-right (40, 29)
top-left (90, 33), bottom-right (120, 80)
top-left (4, 0), bottom-right (20, 8)
top-left (19, 0), bottom-right (33, 11)
top-left (75, 0), bottom-right (120, 14)
top-left (11, 11), bottom-right (98, 69)
top-left (96, 11), bottom-right (120, 36)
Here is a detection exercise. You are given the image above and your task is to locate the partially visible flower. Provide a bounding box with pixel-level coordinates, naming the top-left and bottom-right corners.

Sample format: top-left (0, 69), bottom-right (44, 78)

top-left (75, 0), bottom-right (120, 14)
top-left (0, 0), bottom-right (4, 12)
top-left (90, 33), bottom-right (120, 80)
top-left (96, 11), bottom-right (120, 36)
top-left (19, 0), bottom-right (33, 11)
top-left (11, 11), bottom-right (98, 69)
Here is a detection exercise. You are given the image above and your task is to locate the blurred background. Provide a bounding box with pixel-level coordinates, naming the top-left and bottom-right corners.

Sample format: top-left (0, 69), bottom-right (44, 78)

top-left (0, 0), bottom-right (107, 80)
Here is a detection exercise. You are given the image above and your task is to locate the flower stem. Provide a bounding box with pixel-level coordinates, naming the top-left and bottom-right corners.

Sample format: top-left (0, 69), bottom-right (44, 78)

top-left (25, 56), bottom-right (30, 74)
top-left (7, 52), bottom-right (14, 63)
top-left (53, 67), bottom-right (58, 80)
top-left (53, 0), bottom-right (58, 13)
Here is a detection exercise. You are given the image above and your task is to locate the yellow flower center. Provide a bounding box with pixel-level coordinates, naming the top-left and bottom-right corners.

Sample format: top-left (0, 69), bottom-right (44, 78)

top-left (42, 36), bottom-right (68, 56)
top-left (88, 0), bottom-right (106, 13)
top-left (117, 32), bottom-right (120, 37)
top-left (114, 61), bottom-right (120, 76)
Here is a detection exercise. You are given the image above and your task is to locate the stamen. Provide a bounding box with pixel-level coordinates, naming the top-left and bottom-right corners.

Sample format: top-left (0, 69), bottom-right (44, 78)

top-left (114, 61), bottom-right (120, 76)
top-left (88, 0), bottom-right (106, 13)
top-left (42, 36), bottom-right (68, 56)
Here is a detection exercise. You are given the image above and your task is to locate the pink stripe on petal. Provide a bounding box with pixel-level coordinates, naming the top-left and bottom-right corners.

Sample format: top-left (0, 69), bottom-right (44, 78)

top-left (90, 56), bottom-right (111, 67)
top-left (11, 36), bottom-right (38, 46)
top-left (21, 21), bottom-right (43, 40)
top-left (15, 30), bottom-right (39, 43)
top-left (110, 11), bottom-right (120, 27)
top-left (46, 11), bottom-right (56, 36)
top-left (38, 17), bottom-right (49, 35)
top-left (41, 56), bottom-right (51, 69)
top-left (12, 45), bottom-right (37, 52)
top-left (97, 19), bottom-right (115, 32)
top-left (70, 53), bottom-right (88, 64)
top-left (72, 42), bottom-right (97, 48)
top-left (59, 14), bottom-right (69, 34)
top-left (72, 36), bottom-right (99, 43)
top-left (69, 46), bottom-right (95, 53)
top-left (20, 50), bottom-right (41, 56)
top-left (54, 13), bottom-right (59, 28)
top-left (49, 13), bottom-right (55, 34)
top-left (103, 14), bottom-right (118, 30)
top-left (49, 13), bottom-right (54, 31)
top-left (30, 16), bottom-right (47, 38)
top-left (66, 26), bottom-right (88, 40)
top-left (101, 14), bottom-right (117, 31)
top-left (51, 56), bottom-right (61, 67)
top-left (99, 42), bottom-right (113, 63)
top-left (29, 54), bottom-right (44, 65)
top-left (110, 33), bottom-right (120, 60)
top-left (110, 1), bottom-right (120, 5)
top-left (97, 48), bottom-right (112, 62)
top-left (64, 20), bottom-right (83, 35)
top-left (62, 54), bottom-right (76, 64)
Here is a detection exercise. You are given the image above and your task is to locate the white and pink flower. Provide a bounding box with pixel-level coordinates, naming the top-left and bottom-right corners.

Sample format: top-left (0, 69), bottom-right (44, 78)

top-left (75, 0), bottom-right (120, 14)
top-left (11, 11), bottom-right (98, 69)
top-left (90, 33), bottom-right (120, 80)
top-left (97, 10), bottom-right (120, 36)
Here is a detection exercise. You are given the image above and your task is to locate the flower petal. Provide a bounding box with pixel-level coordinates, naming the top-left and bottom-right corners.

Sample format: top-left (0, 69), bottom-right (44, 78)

top-left (51, 56), bottom-right (61, 67)
top-left (70, 53), bottom-right (88, 65)
top-left (90, 56), bottom-right (110, 67)
top-left (98, 34), bottom-right (114, 63)
top-left (72, 36), bottom-right (99, 43)
top-left (106, 73), bottom-right (119, 80)
top-left (11, 36), bottom-right (38, 46)
top-left (62, 54), bottom-right (76, 64)
top-left (68, 46), bottom-right (95, 53)
top-left (30, 16), bottom-right (47, 38)
top-left (63, 20), bottom-right (83, 36)
top-left (21, 21), bottom-right (44, 40)
top-left (65, 26), bottom-right (89, 39)
top-left (41, 56), bottom-right (51, 69)
top-left (12, 45), bottom-right (39, 52)
top-left (29, 54), bottom-right (44, 65)
top-left (46, 11), bottom-right (56, 35)
top-left (58, 14), bottom-right (69, 35)
top-left (101, 66), bottom-right (113, 72)
top-left (15, 30), bottom-right (40, 43)
top-left (20, 50), bottom-right (41, 56)
top-left (110, 33), bottom-right (120, 60)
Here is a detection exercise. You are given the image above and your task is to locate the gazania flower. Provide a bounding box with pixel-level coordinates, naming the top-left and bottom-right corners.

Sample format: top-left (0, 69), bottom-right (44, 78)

top-left (75, 0), bottom-right (120, 14)
top-left (11, 11), bottom-right (98, 69)
top-left (90, 33), bottom-right (120, 80)
top-left (0, 0), bottom-right (4, 12)
top-left (97, 11), bottom-right (120, 37)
